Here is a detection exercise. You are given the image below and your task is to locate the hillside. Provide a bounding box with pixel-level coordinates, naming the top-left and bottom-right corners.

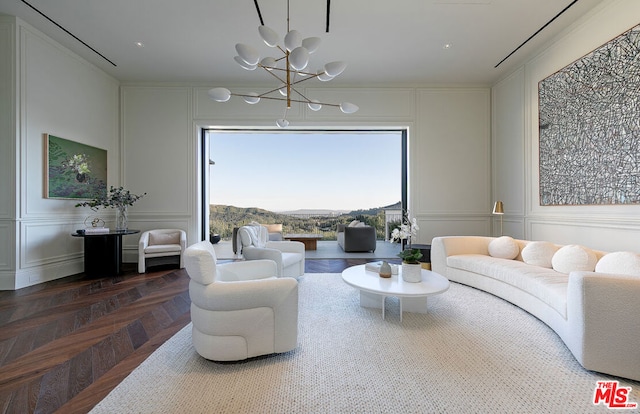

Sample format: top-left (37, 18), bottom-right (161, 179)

top-left (209, 203), bottom-right (402, 240)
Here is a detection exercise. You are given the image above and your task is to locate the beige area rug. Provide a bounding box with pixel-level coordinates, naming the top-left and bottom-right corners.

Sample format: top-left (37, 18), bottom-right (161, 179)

top-left (91, 274), bottom-right (639, 414)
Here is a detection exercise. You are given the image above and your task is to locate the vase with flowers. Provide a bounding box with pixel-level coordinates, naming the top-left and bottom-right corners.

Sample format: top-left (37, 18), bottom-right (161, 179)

top-left (390, 210), bottom-right (419, 248)
top-left (390, 211), bottom-right (422, 282)
top-left (75, 186), bottom-right (146, 231)
top-left (64, 153), bottom-right (91, 183)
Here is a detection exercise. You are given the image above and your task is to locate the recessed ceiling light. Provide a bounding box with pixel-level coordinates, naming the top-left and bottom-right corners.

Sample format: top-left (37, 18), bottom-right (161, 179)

top-left (135, 42), bottom-right (145, 48)
top-left (443, 43), bottom-right (453, 50)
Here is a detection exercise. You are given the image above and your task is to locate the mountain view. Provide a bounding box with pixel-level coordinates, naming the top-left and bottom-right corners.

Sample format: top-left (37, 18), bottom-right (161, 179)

top-left (209, 202), bottom-right (402, 241)
top-left (275, 209), bottom-right (351, 217)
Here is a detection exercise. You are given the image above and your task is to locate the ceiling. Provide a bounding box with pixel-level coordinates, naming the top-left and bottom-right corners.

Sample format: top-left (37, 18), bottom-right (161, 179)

top-left (0, 0), bottom-right (605, 85)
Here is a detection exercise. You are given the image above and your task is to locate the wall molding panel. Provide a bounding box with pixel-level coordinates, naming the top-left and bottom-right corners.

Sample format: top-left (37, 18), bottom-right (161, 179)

top-left (415, 216), bottom-right (491, 244)
top-left (491, 0), bottom-right (640, 251)
top-left (0, 17), bottom-right (120, 289)
top-left (21, 221), bottom-right (84, 268)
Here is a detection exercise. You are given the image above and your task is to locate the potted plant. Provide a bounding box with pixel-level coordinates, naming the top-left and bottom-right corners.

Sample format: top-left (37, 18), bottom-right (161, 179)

top-left (397, 248), bottom-right (423, 283)
top-left (76, 186), bottom-right (146, 231)
top-left (209, 230), bottom-right (221, 244)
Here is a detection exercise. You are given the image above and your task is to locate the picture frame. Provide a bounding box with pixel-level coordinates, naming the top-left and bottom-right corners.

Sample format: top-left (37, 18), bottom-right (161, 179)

top-left (537, 23), bottom-right (640, 206)
top-left (44, 133), bottom-right (108, 200)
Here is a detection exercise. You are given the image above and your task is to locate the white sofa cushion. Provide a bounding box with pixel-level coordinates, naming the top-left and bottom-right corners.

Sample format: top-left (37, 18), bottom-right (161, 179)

top-left (552, 245), bottom-right (597, 274)
top-left (595, 251), bottom-right (640, 277)
top-left (521, 241), bottom-right (559, 268)
top-left (446, 254), bottom-right (568, 317)
top-left (488, 236), bottom-right (519, 259)
top-left (144, 244), bottom-right (182, 254)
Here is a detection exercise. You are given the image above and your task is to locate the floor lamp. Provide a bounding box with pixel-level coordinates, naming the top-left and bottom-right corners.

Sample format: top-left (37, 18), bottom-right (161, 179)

top-left (492, 201), bottom-right (504, 236)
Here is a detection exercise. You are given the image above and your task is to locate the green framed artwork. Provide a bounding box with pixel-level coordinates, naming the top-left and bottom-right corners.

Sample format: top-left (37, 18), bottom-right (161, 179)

top-left (44, 134), bottom-right (108, 200)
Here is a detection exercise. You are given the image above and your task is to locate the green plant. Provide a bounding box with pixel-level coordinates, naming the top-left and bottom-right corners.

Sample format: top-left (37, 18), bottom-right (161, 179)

top-left (75, 186), bottom-right (146, 211)
top-left (397, 248), bottom-right (423, 264)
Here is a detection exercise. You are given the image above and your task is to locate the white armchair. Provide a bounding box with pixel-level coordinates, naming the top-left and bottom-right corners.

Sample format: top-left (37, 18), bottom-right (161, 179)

top-left (138, 229), bottom-right (187, 273)
top-left (184, 240), bottom-right (298, 361)
top-left (237, 225), bottom-right (305, 278)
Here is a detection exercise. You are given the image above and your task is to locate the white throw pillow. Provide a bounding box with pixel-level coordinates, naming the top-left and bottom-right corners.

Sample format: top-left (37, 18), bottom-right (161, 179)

top-left (551, 245), bottom-right (597, 274)
top-left (488, 236), bottom-right (519, 259)
top-left (595, 251), bottom-right (640, 277)
top-left (521, 241), bottom-right (559, 268)
top-left (348, 220), bottom-right (360, 227)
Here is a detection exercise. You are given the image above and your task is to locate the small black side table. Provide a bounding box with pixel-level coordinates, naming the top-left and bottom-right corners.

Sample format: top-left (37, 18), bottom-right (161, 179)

top-left (406, 243), bottom-right (431, 264)
top-left (72, 230), bottom-right (140, 277)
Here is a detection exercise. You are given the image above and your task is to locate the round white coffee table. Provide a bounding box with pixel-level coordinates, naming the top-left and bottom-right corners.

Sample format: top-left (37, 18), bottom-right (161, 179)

top-left (341, 264), bottom-right (450, 321)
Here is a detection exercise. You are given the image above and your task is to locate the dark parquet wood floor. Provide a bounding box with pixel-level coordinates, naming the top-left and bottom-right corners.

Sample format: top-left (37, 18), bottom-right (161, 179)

top-left (0, 258), bottom-right (395, 414)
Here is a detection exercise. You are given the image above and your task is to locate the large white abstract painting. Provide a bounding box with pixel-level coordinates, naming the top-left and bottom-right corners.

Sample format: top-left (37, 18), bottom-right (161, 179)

top-left (538, 23), bottom-right (640, 206)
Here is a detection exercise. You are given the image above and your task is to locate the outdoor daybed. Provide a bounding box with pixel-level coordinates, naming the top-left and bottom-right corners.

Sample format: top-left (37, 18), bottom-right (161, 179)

top-left (431, 235), bottom-right (640, 382)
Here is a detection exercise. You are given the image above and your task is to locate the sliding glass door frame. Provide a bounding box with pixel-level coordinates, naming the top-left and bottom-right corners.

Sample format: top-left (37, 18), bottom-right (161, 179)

top-left (199, 128), bottom-right (408, 241)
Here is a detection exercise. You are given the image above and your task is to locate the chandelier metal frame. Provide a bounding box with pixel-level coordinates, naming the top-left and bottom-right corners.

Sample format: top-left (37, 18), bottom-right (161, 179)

top-left (208, 0), bottom-right (358, 128)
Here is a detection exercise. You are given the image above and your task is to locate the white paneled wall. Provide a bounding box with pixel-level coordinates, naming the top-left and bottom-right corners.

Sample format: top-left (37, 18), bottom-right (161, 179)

top-left (0, 17), bottom-right (16, 281)
top-left (304, 88), bottom-right (416, 122)
top-left (190, 84), bottom-right (490, 247)
top-left (0, 17), bottom-right (119, 289)
top-left (492, 68), bottom-right (525, 239)
top-left (120, 86), bottom-right (197, 262)
top-left (413, 88), bottom-right (491, 243)
top-left (491, 0), bottom-right (640, 251)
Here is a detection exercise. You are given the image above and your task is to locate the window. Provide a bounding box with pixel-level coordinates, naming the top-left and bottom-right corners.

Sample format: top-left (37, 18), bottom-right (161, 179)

top-left (202, 129), bottom-right (407, 240)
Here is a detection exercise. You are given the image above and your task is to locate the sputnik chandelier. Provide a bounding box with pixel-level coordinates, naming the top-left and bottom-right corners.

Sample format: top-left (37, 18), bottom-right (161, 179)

top-left (208, 0), bottom-right (358, 128)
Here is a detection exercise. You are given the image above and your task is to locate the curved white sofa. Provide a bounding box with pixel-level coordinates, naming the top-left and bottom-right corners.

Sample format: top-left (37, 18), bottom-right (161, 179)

top-left (431, 236), bottom-right (640, 381)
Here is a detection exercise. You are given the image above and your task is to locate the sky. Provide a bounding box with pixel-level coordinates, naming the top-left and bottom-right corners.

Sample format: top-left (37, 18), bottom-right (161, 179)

top-left (208, 131), bottom-right (402, 212)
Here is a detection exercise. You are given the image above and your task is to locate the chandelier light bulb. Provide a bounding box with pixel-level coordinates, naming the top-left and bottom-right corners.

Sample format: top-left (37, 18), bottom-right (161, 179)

top-left (302, 37), bottom-right (321, 54)
top-left (317, 70), bottom-right (334, 81)
top-left (276, 119), bottom-right (290, 128)
top-left (339, 102), bottom-right (359, 114)
top-left (235, 43), bottom-right (260, 66)
top-left (234, 56), bottom-right (257, 70)
top-left (289, 47), bottom-right (310, 71)
top-left (243, 93), bottom-right (261, 104)
top-left (308, 100), bottom-right (322, 111)
top-left (324, 61), bottom-right (347, 77)
top-left (284, 30), bottom-right (302, 52)
top-left (258, 25), bottom-right (279, 47)
top-left (208, 88), bottom-right (231, 102)
top-left (260, 57), bottom-right (277, 70)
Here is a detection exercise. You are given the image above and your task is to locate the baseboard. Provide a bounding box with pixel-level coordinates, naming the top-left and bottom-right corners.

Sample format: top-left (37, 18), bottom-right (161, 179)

top-left (0, 260), bottom-right (84, 290)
